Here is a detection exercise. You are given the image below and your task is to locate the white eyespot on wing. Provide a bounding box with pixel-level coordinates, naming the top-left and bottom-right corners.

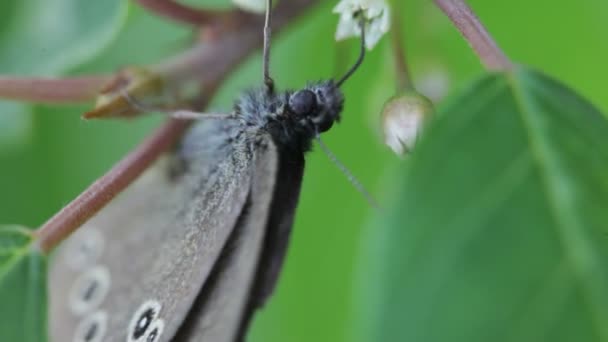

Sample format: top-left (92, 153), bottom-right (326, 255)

top-left (64, 228), bottom-right (105, 271)
top-left (144, 319), bottom-right (165, 342)
top-left (68, 265), bottom-right (111, 316)
top-left (73, 310), bottom-right (107, 342)
top-left (127, 300), bottom-right (162, 342)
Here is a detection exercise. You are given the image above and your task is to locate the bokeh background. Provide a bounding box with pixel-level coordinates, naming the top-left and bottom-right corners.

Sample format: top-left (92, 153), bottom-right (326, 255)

top-left (0, 0), bottom-right (607, 341)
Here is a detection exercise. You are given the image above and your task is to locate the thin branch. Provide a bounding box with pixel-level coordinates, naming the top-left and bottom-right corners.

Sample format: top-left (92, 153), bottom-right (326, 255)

top-left (390, 0), bottom-right (413, 91)
top-left (156, 31), bottom-right (260, 90)
top-left (158, 0), bottom-right (316, 86)
top-left (34, 118), bottom-right (189, 253)
top-left (262, 0), bottom-right (275, 92)
top-left (434, 0), bottom-right (513, 71)
top-left (134, 0), bottom-right (228, 26)
top-left (33, 0), bottom-right (319, 253)
top-left (83, 0), bottom-right (315, 119)
top-left (0, 76), bottom-right (110, 103)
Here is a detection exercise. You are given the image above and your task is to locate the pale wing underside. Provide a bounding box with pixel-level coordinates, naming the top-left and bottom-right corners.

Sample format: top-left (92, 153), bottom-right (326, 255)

top-left (49, 119), bottom-right (271, 342)
top-left (175, 133), bottom-right (278, 341)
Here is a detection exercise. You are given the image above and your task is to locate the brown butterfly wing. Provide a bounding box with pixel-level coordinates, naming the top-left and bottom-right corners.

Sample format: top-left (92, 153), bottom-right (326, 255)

top-left (174, 132), bottom-right (279, 341)
top-left (49, 119), bottom-right (267, 342)
top-left (234, 148), bottom-right (306, 340)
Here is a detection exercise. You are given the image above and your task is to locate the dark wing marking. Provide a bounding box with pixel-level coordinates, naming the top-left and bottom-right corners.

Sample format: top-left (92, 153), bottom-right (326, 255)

top-left (49, 119), bottom-right (255, 342)
top-left (174, 132), bottom-right (279, 342)
top-left (236, 149), bottom-right (306, 340)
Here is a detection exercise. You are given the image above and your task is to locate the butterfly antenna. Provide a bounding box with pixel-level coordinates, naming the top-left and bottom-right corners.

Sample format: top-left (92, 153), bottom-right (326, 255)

top-left (315, 135), bottom-right (380, 209)
top-left (120, 90), bottom-right (235, 120)
top-left (262, 0), bottom-right (275, 93)
top-left (336, 16), bottom-right (367, 87)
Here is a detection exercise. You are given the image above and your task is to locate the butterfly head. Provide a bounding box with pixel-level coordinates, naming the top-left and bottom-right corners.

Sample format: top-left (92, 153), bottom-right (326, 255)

top-left (284, 14), bottom-right (366, 137)
top-left (287, 81), bottom-right (344, 134)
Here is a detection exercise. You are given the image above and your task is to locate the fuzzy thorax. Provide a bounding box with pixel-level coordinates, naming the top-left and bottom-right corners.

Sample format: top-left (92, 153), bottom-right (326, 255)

top-left (234, 80), bottom-right (344, 152)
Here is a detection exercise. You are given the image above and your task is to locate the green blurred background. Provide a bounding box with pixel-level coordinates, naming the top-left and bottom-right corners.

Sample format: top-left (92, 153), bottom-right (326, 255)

top-left (0, 1), bottom-right (607, 341)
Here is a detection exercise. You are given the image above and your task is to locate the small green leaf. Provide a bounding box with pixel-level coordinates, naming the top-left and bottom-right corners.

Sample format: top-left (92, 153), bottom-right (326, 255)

top-left (0, 103), bottom-right (32, 152)
top-left (360, 67), bottom-right (608, 342)
top-left (0, 0), bottom-right (127, 75)
top-left (0, 225), bottom-right (47, 342)
top-left (0, 0), bottom-right (128, 147)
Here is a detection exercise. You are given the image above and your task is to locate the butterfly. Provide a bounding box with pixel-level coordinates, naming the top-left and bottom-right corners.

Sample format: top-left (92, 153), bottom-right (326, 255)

top-left (49, 1), bottom-right (367, 341)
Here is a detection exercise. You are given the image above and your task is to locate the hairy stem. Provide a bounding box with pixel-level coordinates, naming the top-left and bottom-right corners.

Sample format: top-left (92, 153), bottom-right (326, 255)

top-left (33, 0), bottom-right (318, 253)
top-left (434, 0), bottom-right (513, 71)
top-left (0, 76), bottom-right (110, 103)
top-left (157, 0), bottom-right (315, 86)
top-left (390, 0), bottom-right (413, 91)
top-left (34, 118), bottom-right (190, 252)
top-left (134, 0), bottom-right (227, 26)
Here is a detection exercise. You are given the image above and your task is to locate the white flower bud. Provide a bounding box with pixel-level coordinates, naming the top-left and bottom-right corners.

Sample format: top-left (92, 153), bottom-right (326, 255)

top-left (381, 92), bottom-right (433, 155)
top-left (333, 0), bottom-right (390, 49)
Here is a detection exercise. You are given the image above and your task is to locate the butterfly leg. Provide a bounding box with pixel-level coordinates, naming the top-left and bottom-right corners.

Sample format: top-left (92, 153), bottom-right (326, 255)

top-left (170, 110), bottom-right (236, 120)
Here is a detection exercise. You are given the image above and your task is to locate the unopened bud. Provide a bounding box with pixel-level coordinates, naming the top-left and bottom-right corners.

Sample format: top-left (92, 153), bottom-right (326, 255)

top-left (84, 67), bottom-right (164, 119)
top-left (381, 91), bottom-right (433, 156)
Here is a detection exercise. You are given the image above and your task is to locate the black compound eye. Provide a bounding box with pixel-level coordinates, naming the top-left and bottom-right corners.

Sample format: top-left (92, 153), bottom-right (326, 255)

top-left (289, 89), bottom-right (317, 116)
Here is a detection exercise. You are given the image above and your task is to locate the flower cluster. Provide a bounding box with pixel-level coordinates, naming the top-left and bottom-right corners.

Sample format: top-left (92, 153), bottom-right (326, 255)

top-left (333, 0), bottom-right (390, 49)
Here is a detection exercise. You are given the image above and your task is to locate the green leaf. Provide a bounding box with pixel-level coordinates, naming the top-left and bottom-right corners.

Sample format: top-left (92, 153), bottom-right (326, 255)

top-left (0, 103), bottom-right (32, 152)
top-left (0, 0), bottom-right (127, 75)
top-left (360, 67), bottom-right (608, 342)
top-left (0, 225), bottom-right (47, 342)
top-left (0, 0), bottom-right (127, 148)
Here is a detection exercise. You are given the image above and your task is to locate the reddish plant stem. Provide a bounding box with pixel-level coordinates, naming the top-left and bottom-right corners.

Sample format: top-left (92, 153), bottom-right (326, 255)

top-left (434, 0), bottom-right (513, 71)
top-left (134, 0), bottom-right (228, 26)
top-left (0, 76), bottom-right (110, 103)
top-left (158, 0), bottom-right (315, 85)
top-left (34, 118), bottom-right (190, 252)
top-left (390, 1), bottom-right (413, 92)
top-left (32, 0), bottom-right (318, 253)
